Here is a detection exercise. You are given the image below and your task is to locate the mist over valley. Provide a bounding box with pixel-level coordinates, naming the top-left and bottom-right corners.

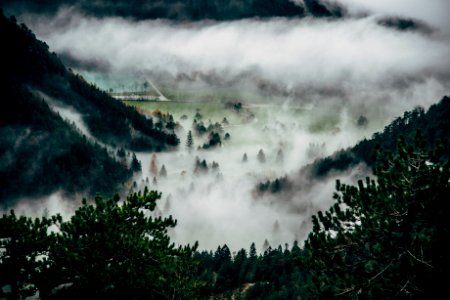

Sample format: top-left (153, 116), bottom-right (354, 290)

top-left (1, 1), bottom-right (449, 298)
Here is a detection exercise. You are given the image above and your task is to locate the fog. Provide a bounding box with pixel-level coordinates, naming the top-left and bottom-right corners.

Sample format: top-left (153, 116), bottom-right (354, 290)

top-left (8, 1), bottom-right (450, 251)
top-left (128, 104), bottom-right (373, 250)
top-left (335, 0), bottom-right (450, 31)
top-left (18, 5), bottom-right (450, 122)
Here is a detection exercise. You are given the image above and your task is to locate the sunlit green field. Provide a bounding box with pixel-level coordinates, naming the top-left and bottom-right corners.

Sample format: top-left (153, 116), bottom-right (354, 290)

top-left (125, 100), bottom-right (341, 134)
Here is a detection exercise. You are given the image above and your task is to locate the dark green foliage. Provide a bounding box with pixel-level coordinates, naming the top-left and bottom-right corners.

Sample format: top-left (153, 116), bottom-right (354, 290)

top-left (194, 157), bottom-right (209, 175)
top-left (196, 137), bottom-right (449, 299)
top-left (193, 120), bottom-right (207, 135)
top-left (356, 115), bottom-right (369, 127)
top-left (303, 0), bottom-right (343, 18)
top-left (222, 117), bottom-right (229, 125)
top-left (0, 189), bottom-right (201, 299)
top-left (194, 111), bottom-right (203, 120)
top-left (225, 101), bottom-right (243, 112)
top-left (302, 135), bottom-right (450, 298)
top-left (0, 11), bottom-right (178, 202)
top-left (186, 130), bottom-right (194, 149)
top-left (0, 10), bottom-right (178, 151)
top-left (377, 16), bottom-right (434, 34)
top-left (1, 0), bottom-right (345, 21)
top-left (116, 147), bottom-right (126, 158)
top-left (131, 153), bottom-right (142, 172)
top-left (66, 73), bottom-right (179, 150)
top-left (257, 176), bottom-right (291, 195)
top-left (0, 81), bottom-right (131, 203)
top-left (202, 131), bottom-right (222, 149)
top-left (195, 242), bottom-right (306, 299)
top-left (309, 97), bottom-right (450, 178)
top-left (193, 120), bottom-right (222, 137)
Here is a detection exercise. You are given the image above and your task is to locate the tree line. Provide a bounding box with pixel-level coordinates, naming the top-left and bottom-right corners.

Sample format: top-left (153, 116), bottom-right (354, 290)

top-left (1, 0), bottom-right (345, 21)
top-left (1, 132), bottom-right (448, 299)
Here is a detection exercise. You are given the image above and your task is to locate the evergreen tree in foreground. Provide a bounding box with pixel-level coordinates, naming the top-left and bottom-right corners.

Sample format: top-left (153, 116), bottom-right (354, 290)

top-left (302, 133), bottom-right (450, 298)
top-left (0, 189), bottom-right (201, 299)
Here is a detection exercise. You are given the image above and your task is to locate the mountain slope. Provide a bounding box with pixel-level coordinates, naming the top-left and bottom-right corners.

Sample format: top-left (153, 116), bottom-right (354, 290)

top-left (0, 11), bottom-right (177, 204)
top-left (0, 0), bottom-right (345, 21)
top-left (309, 96), bottom-right (450, 178)
top-left (255, 96), bottom-right (450, 198)
top-left (1, 10), bottom-right (178, 151)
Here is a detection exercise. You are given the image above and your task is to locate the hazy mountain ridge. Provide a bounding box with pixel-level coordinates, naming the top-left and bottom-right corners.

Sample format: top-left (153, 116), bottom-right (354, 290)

top-left (0, 0), bottom-right (345, 21)
top-left (0, 10), bottom-right (177, 203)
top-left (256, 96), bottom-right (450, 200)
top-left (308, 96), bottom-right (450, 177)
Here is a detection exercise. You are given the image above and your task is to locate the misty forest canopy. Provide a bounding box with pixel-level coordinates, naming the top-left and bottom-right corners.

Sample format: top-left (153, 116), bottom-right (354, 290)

top-left (1, 0), bottom-right (450, 298)
top-left (1, 133), bottom-right (448, 299)
top-left (0, 10), bottom-right (178, 203)
top-left (307, 97), bottom-right (450, 178)
top-left (0, 0), bottom-right (345, 20)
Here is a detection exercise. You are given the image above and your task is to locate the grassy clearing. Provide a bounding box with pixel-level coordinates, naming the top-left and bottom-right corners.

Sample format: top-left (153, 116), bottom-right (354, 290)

top-left (125, 99), bottom-right (341, 135)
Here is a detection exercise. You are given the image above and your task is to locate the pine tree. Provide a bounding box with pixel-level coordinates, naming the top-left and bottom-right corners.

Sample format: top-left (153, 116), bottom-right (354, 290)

top-left (186, 130), bottom-right (194, 150)
top-left (160, 164), bottom-right (167, 178)
top-left (257, 149), bottom-right (266, 163)
top-left (302, 135), bottom-right (450, 298)
top-left (0, 189), bottom-right (201, 299)
top-left (131, 153), bottom-right (141, 172)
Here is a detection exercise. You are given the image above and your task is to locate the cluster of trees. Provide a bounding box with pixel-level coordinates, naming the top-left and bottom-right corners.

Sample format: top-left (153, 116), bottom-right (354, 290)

top-left (1, 0), bottom-right (345, 21)
top-left (300, 134), bottom-right (450, 298)
top-left (192, 119), bottom-right (223, 136)
top-left (2, 11), bottom-right (178, 152)
top-left (257, 176), bottom-right (291, 195)
top-left (243, 148), bottom-right (283, 165)
top-left (0, 189), bottom-right (200, 299)
top-left (0, 11), bottom-right (178, 203)
top-left (0, 79), bottom-right (132, 204)
top-left (194, 157), bottom-right (220, 175)
top-left (151, 110), bottom-right (177, 132)
top-left (194, 242), bottom-right (304, 298)
top-left (196, 134), bottom-right (449, 299)
top-left (2, 134), bottom-right (447, 299)
top-left (309, 97), bottom-right (450, 178)
top-left (192, 116), bottom-right (230, 150)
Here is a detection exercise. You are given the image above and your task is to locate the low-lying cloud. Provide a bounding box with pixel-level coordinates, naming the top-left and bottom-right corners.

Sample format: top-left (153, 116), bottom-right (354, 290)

top-left (18, 6), bottom-right (450, 122)
top-left (6, 1), bottom-right (450, 251)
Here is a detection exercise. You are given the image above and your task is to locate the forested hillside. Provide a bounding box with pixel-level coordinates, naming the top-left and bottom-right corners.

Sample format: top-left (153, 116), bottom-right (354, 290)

top-left (254, 96), bottom-right (450, 197)
top-left (196, 134), bottom-right (449, 298)
top-left (0, 0), bottom-right (345, 21)
top-left (309, 97), bottom-right (450, 178)
top-left (0, 10), bottom-right (178, 203)
top-left (1, 129), bottom-right (448, 299)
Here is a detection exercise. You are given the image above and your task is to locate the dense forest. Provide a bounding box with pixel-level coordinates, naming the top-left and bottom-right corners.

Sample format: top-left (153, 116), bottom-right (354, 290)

top-left (0, 10), bottom-right (178, 203)
top-left (0, 0), bottom-right (345, 21)
top-left (308, 98), bottom-right (450, 178)
top-left (1, 131), bottom-right (448, 299)
top-left (254, 97), bottom-right (450, 197)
